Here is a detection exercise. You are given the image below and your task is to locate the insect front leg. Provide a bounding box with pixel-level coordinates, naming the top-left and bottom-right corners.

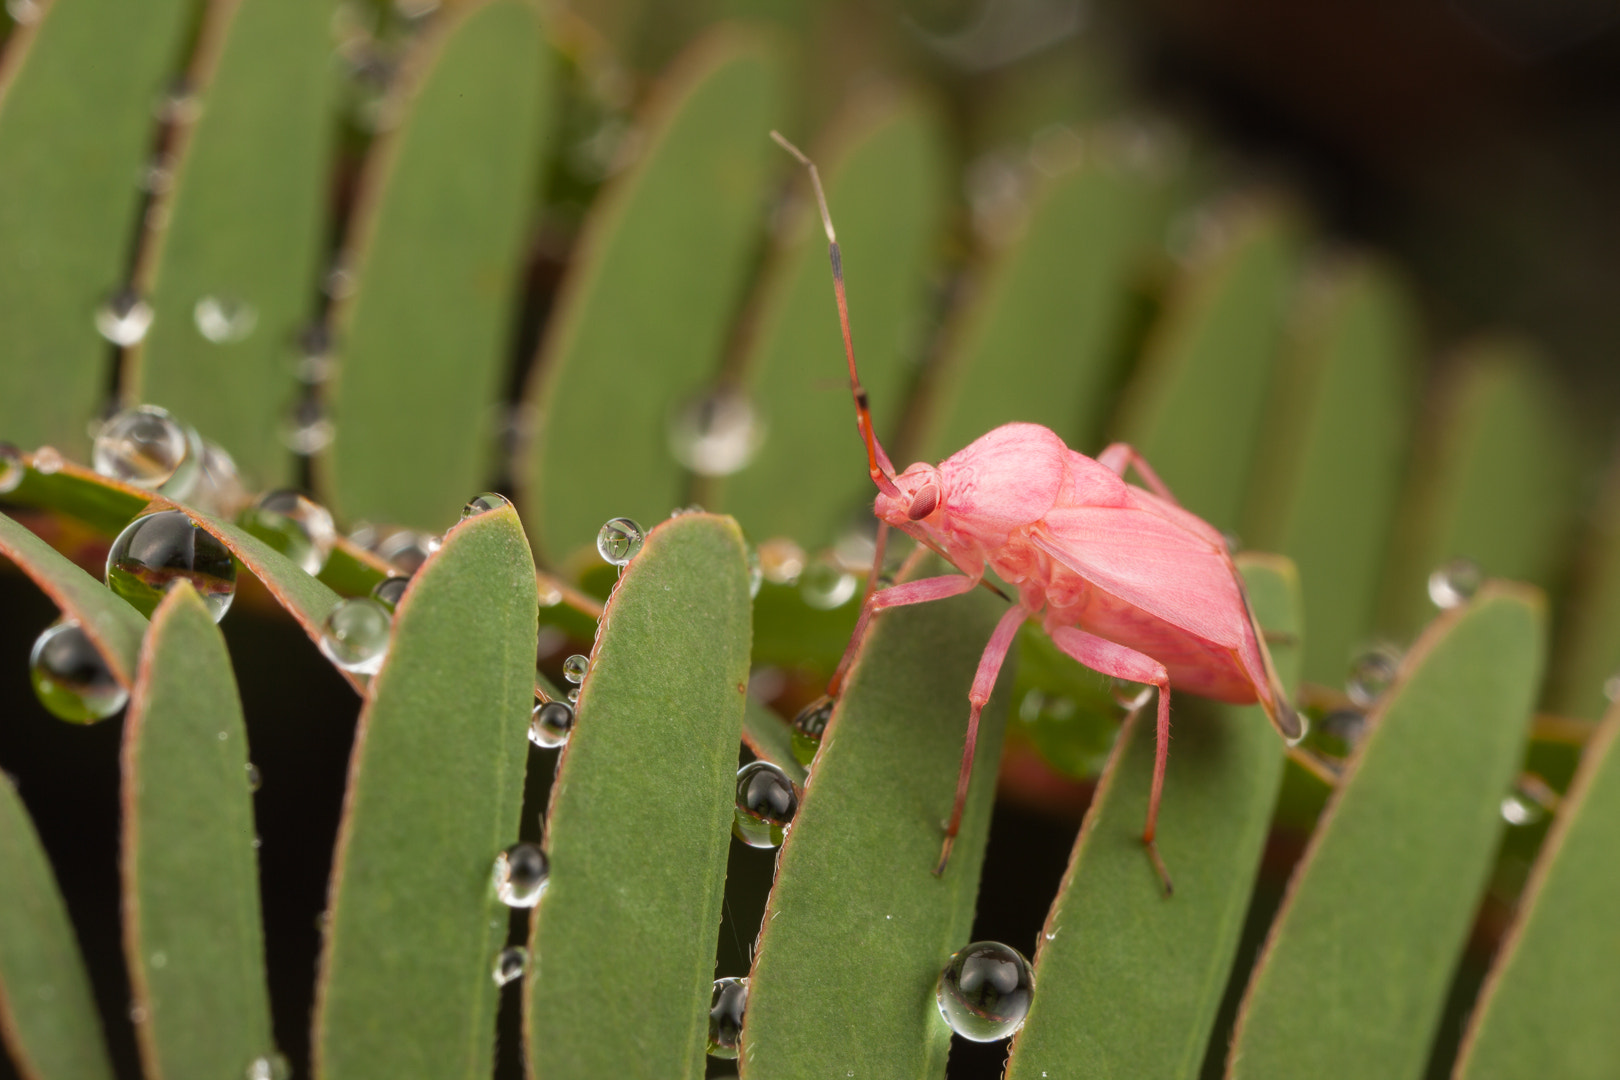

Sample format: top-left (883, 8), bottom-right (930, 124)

top-left (1047, 626), bottom-right (1177, 896)
top-left (1096, 442), bottom-right (1180, 506)
top-left (826, 573), bottom-right (979, 697)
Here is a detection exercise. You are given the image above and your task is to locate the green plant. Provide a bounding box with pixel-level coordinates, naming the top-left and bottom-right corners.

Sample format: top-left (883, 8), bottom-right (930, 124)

top-left (1, 1), bottom-right (1617, 1079)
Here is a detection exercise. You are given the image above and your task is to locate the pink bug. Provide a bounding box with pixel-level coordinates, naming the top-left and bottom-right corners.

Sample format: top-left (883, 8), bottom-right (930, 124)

top-left (771, 132), bottom-right (1304, 893)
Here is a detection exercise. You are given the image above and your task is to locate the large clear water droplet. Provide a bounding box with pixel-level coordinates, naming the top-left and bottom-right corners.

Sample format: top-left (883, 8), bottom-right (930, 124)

top-left (668, 388), bottom-right (765, 477)
top-left (377, 530), bottom-right (440, 575)
top-left (562, 654), bottom-right (588, 685)
top-left (1346, 646), bottom-right (1401, 708)
top-left (93, 405), bottom-right (198, 493)
top-left (707, 976), bottom-right (748, 1059)
top-left (0, 442), bottom-right (23, 494)
top-left (493, 842), bottom-right (549, 908)
top-left (95, 289), bottom-right (153, 346)
top-left (492, 946), bottom-right (528, 987)
top-left (757, 537), bottom-right (806, 586)
top-left (597, 517), bottom-right (644, 566)
top-left (30, 620), bottom-right (128, 723)
top-left (106, 509), bottom-right (237, 621)
top-left (237, 489), bottom-right (335, 576)
top-left (193, 295), bottom-right (258, 344)
top-left (800, 553), bottom-right (856, 610)
top-left (370, 575), bottom-right (410, 612)
top-left (1427, 557), bottom-right (1483, 610)
top-left (318, 598), bottom-right (391, 675)
top-left (243, 1051), bottom-right (291, 1080)
top-left (733, 761), bottom-right (797, 849)
top-left (529, 700), bottom-right (574, 749)
top-left (935, 941), bottom-right (1034, 1042)
top-left (461, 492), bottom-right (511, 520)
top-left (791, 695), bottom-right (834, 766)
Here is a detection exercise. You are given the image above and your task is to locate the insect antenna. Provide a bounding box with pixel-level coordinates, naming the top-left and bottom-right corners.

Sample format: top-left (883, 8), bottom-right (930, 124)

top-left (771, 131), bottom-right (901, 498)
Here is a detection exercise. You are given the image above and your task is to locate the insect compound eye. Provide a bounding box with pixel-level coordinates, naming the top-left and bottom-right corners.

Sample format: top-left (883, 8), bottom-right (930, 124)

top-left (906, 484), bottom-right (940, 521)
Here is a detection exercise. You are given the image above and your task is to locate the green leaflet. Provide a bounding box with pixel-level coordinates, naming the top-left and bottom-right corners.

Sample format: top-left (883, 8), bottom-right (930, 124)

top-left (1547, 462), bottom-right (1620, 720)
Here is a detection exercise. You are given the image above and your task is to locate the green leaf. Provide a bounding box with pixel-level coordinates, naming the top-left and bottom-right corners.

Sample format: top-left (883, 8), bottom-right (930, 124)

top-left (322, 0), bottom-right (554, 530)
top-left (1227, 583), bottom-right (1547, 1079)
top-left (740, 552), bottom-right (1011, 1078)
top-left (0, 0), bottom-right (192, 456)
top-left (315, 536), bottom-right (394, 598)
top-left (1241, 257), bottom-right (1418, 685)
top-left (1003, 553), bottom-right (1303, 1079)
top-left (124, 0), bottom-right (337, 489)
top-left (121, 583), bottom-right (274, 1077)
top-left (0, 775), bottom-right (115, 1080)
top-left (6, 455), bottom-right (148, 535)
top-left (715, 93), bottom-right (946, 549)
top-left (520, 29), bottom-right (785, 563)
top-left (314, 502), bottom-right (537, 1078)
top-left (1112, 202), bottom-right (1302, 532)
top-left (741, 693), bottom-right (804, 785)
top-left (1454, 706), bottom-right (1620, 1079)
top-left (0, 508), bottom-right (148, 688)
top-left (920, 153), bottom-right (1162, 462)
top-left (1376, 341), bottom-right (1583, 640)
top-left (525, 513), bottom-right (752, 1078)
top-left (1547, 464), bottom-right (1620, 719)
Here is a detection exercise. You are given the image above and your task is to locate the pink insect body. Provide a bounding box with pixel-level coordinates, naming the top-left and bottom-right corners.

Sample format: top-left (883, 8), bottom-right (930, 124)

top-left (771, 133), bottom-right (1302, 892)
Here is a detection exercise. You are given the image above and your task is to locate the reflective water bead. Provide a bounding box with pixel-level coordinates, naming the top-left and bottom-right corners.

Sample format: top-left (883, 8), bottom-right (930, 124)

top-left (562, 654), bottom-right (588, 685)
top-left (1318, 708), bottom-right (1369, 755)
top-left (667, 387), bottom-right (765, 477)
top-left (935, 941), bottom-right (1034, 1042)
top-left (1111, 679), bottom-right (1153, 712)
top-left (596, 517), bottom-right (644, 566)
top-left (93, 405), bottom-right (195, 491)
top-left (462, 491), bottom-right (511, 520)
top-left (1346, 647), bottom-right (1401, 708)
top-left (95, 289), bottom-right (154, 346)
top-left (493, 842), bottom-right (549, 908)
top-left (0, 442), bottom-right (22, 494)
top-left (492, 946), bottom-right (528, 987)
top-left (1605, 671), bottom-right (1620, 704)
top-left (318, 598), bottom-right (391, 675)
top-left (529, 701), bottom-right (575, 749)
top-left (106, 510), bottom-right (237, 620)
top-left (370, 575), bottom-right (410, 612)
top-left (377, 529), bottom-right (439, 575)
top-left (194, 295), bottom-right (258, 343)
top-left (30, 621), bottom-right (128, 722)
top-left (800, 553), bottom-right (856, 610)
top-left (295, 324), bottom-right (334, 384)
top-left (243, 1052), bottom-right (291, 1080)
top-left (1427, 556), bottom-right (1483, 610)
top-left (746, 546), bottom-right (763, 598)
top-left (245, 762), bottom-right (262, 792)
top-left (1500, 794), bottom-right (1543, 826)
top-left (791, 695), bottom-right (834, 766)
top-left (190, 440), bottom-right (249, 516)
top-left (757, 537), bottom-right (806, 585)
top-left (732, 761), bottom-right (797, 849)
top-left (32, 446), bottom-right (62, 475)
top-left (237, 489), bottom-right (336, 576)
top-left (707, 977), bottom-right (748, 1059)
top-left (567, 687), bottom-right (580, 704)
top-left (283, 397), bottom-right (333, 455)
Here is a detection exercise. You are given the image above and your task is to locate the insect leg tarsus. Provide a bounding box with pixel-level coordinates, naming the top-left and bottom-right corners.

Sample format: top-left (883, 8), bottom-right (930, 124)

top-left (1096, 442), bottom-right (1181, 506)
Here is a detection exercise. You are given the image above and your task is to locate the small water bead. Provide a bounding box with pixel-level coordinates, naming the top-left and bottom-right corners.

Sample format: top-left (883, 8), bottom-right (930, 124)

top-left (243, 1052), bottom-right (291, 1080)
top-left (1500, 794), bottom-right (1543, 826)
top-left (377, 529), bottom-right (439, 575)
top-left (318, 598), bottom-right (391, 675)
top-left (238, 490), bottom-right (336, 576)
top-left (1346, 647), bottom-right (1402, 708)
top-left (529, 701), bottom-right (575, 748)
top-left (1111, 679), bottom-right (1153, 713)
top-left (190, 440), bottom-right (249, 516)
top-left (800, 553), bottom-right (856, 610)
top-left (245, 762), bottom-right (262, 792)
top-left (106, 510), bottom-right (237, 621)
top-left (1428, 556), bottom-right (1483, 610)
top-left (295, 324), bottom-right (334, 385)
top-left (707, 977), bottom-right (748, 1059)
top-left (283, 397), bottom-right (334, 455)
top-left (31, 446), bottom-right (62, 475)
top-left (95, 289), bottom-right (154, 346)
top-left (1605, 671), bottom-right (1620, 704)
top-left (757, 537), bottom-right (806, 586)
top-left (30, 621), bottom-right (128, 722)
top-left (1318, 708), bottom-right (1369, 755)
top-left (746, 546), bottom-right (763, 599)
top-left (92, 405), bottom-right (195, 492)
top-left (0, 442), bottom-right (23, 494)
top-left (597, 517), bottom-right (644, 566)
top-left (935, 941), bottom-right (1034, 1042)
top-left (492, 946), bottom-right (528, 987)
top-left (732, 761), bottom-right (798, 849)
top-left (370, 575), bottom-right (410, 612)
top-left (791, 695), bottom-right (834, 766)
top-left (461, 491), bottom-right (511, 520)
top-left (567, 688), bottom-right (580, 704)
top-left (193, 295), bottom-right (258, 343)
top-left (493, 842), bottom-right (549, 908)
top-left (667, 388), bottom-right (765, 477)
top-left (562, 654), bottom-right (589, 685)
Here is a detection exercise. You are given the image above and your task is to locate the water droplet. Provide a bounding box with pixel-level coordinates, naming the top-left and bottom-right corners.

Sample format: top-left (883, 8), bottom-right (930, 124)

top-left (1318, 708), bottom-right (1368, 755)
top-left (245, 762), bottom-right (262, 791)
top-left (461, 492), bottom-right (511, 520)
top-left (154, 78), bottom-right (201, 125)
top-left (140, 157), bottom-right (173, 195)
top-left (244, 1052), bottom-right (291, 1080)
top-left (324, 264), bottom-right (357, 299)
top-left (596, 517), bottom-right (644, 566)
top-left (93, 405), bottom-right (199, 493)
top-left (493, 842), bottom-right (548, 908)
top-left (0, 442), bottom-right (23, 494)
top-left (1428, 557), bottom-right (1483, 610)
top-left (562, 654), bottom-right (589, 685)
top-left (1346, 647), bottom-right (1401, 708)
top-left (193, 295), bottom-right (258, 343)
top-left (757, 537), bottom-right (806, 586)
top-left (318, 598), bottom-right (391, 675)
top-left (537, 578), bottom-right (563, 608)
top-left (282, 397), bottom-right (333, 455)
top-left (832, 524), bottom-right (877, 574)
top-left (370, 575), bottom-right (410, 612)
top-left (935, 941), bottom-right (1034, 1042)
top-left (377, 530), bottom-right (439, 575)
top-left (746, 547), bottom-right (763, 599)
top-left (295, 324), bottom-right (334, 385)
top-left (707, 976), bottom-right (748, 1059)
top-left (129, 1003), bottom-right (148, 1024)
top-left (6, 0), bottom-right (42, 25)
top-left (733, 761), bottom-right (797, 849)
top-left (106, 510), bottom-right (237, 621)
top-left (190, 440), bottom-right (249, 516)
top-left (668, 388), bottom-right (765, 477)
top-left (31, 446), bottom-right (61, 475)
top-left (149, 951), bottom-right (167, 969)
top-left (238, 489), bottom-right (336, 576)
top-left (791, 696), bottom-right (834, 766)
top-left (95, 289), bottom-right (154, 346)
top-left (1604, 671), bottom-right (1620, 703)
top-left (800, 553), bottom-right (856, 610)
top-left (492, 945), bottom-right (527, 987)
top-left (30, 621), bottom-right (127, 722)
top-left (529, 700), bottom-right (575, 749)
top-left (1111, 679), bottom-right (1153, 712)
top-left (567, 687), bottom-right (580, 704)
top-left (1500, 794), bottom-right (1541, 826)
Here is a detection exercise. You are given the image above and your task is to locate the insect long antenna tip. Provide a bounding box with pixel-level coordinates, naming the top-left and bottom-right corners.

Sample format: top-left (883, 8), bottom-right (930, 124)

top-left (769, 130), bottom-right (836, 244)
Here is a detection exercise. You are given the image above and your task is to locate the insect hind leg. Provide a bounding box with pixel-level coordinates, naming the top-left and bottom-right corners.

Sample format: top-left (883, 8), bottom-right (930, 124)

top-left (1096, 442), bottom-right (1180, 507)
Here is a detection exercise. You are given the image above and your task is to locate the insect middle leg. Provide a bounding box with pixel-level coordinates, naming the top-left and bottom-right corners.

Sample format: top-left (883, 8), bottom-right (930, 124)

top-left (1047, 625), bottom-right (1177, 895)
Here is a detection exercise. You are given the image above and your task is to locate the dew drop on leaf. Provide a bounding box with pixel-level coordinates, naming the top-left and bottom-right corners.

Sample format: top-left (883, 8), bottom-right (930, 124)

top-left (707, 976), bottom-right (748, 1059)
top-left (318, 598), bottom-right (391, 675)
top-left (492, 946), bottom-right (528, 987)
top-left (791, 695), bottom-right (834, 766)
top-left (667, 387), bottom-right (765, 477)
top-left (0, 442), bottom-right (23, 494)
top-left (596, 517), bottom-right (644, 566)
top-left (370, 575), bottom-right (410, 613)
top-left (562, 654), bottom-right (588, 684)
top-left (1427, 556), bottom-right (1482, 610)
top-left (1345, 646), bottom-right (1401, 708)
top-left (30, 620), bottom-right (127, 723)
top-left (461, 491), bottom-right (511, 520)
top-left (732, 761), bottom-right (797, 849)
top-left (94, 289), bottom-right (153, 346)
top-left (107, 510), bottom-right (237, 621)
top-left (193, 295), bottom-right (258, 343)
top-left (529, 700), bottom-right (574, 749)
top-left (93, 405), bottom-right (199, 494)
top-left (799, 553), bottom-right (855, 610)
top-left (493, 842), bottom-right (549, 908)
top-left (237, 489), bottom-right (336, 576)
top-left (31, 446), bottom-right (62, 475)
top-left (935, 941), bottom-right (1034, 1042)
top-left (756, 537), bottom-right (805, 585)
